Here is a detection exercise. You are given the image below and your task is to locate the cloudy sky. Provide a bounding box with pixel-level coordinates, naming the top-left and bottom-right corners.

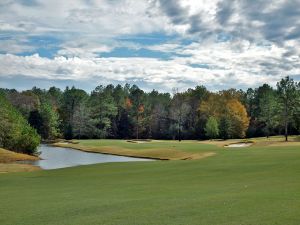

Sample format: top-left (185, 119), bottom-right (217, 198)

top-left (1, 0), bottom-right (300, 92)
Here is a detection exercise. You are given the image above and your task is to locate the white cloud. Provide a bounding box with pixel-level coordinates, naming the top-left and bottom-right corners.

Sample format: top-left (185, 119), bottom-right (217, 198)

top-left (0, 21), bottom-right (26, 32)
top-left (0, 38), bottom-right (35, 54)
top-left (1, 36), bottom-right (298, 92)
top-left (0, 0), bottom-right (171, 36)
top-left (1, 0), bottom-right (300, 92)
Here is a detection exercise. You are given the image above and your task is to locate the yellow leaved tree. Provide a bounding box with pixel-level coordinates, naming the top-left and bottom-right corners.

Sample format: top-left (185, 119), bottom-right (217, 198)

top-left (199, 93), bottom-right (249, 139)
top-left (226, 99), bottom-right (250, 138)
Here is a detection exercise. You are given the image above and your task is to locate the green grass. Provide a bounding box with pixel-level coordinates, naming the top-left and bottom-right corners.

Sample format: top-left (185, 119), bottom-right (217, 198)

top-left (1, 138), bottom-right (300, 225)
top-left (54, 139), bottom-right (220, 160)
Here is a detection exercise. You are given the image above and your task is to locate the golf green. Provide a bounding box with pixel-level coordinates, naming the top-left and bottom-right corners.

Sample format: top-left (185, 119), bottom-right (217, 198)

top-left (1, 139), bottom-right (300, 225)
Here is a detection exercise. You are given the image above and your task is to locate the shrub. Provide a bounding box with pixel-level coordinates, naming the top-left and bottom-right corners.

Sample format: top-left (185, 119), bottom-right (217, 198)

top-left (0, 93), bottom-right (40, 154)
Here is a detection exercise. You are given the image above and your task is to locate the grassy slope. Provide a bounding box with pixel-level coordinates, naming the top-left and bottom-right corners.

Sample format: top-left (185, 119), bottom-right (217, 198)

top-left (53, 136), bottom-right (300, 160)
top-left (1, 137), bottom-right (300, 225)
top-left (0, 148), bottom-right (40, 173)
top-left (53, 139), bottom-right (220, 160)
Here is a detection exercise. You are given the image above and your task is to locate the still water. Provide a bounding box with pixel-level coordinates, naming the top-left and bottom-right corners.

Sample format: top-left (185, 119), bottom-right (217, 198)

top-left (27, 144), bottom-right (152, 170)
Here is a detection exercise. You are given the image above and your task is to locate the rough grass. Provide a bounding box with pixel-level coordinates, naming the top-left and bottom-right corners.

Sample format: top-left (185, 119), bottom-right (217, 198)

top-left (0, 148), bottom-right (40, 173)
top-left (0, 163), bottom-right (40, 173)
top-left (1, 138), bottom-right (300, 225)
top-left (0, 148), bottom-right (39, 163)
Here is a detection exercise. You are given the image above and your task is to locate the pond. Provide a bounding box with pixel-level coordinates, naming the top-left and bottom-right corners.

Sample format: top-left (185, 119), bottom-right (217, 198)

top-left (24, 145), bottom-right (152, 170)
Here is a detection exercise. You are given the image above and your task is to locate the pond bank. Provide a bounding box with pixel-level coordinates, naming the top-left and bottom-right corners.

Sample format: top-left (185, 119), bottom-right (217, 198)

top-left (0, 148), bottom-right (40, 173)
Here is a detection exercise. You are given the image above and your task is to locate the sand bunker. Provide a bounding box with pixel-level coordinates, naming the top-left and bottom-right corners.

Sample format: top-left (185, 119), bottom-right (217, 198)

top-left (225, 143), bottom-right (253, 148)
top-left (127, 140), bottom-right (152, 144)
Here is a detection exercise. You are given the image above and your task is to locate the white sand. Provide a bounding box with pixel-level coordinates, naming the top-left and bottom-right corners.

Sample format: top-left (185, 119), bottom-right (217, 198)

top-left (225, 143), bottom-right (252, 148)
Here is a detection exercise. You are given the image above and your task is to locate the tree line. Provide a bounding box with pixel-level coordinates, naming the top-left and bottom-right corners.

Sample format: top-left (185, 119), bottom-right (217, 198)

top-left (0, 76), bottom-right (299, 154)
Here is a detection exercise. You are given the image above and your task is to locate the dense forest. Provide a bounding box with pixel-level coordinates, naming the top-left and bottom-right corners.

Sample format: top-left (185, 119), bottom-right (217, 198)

top-left (0, 76), bottom-right (299, 154)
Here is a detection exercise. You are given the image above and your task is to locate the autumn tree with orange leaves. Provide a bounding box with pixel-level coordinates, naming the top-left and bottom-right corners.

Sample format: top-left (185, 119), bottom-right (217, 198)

top-left (199, 92), bottom-right (249, 139)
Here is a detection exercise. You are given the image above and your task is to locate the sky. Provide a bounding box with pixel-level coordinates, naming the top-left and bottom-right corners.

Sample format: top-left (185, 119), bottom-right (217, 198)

top-left (0, 0), bottom-right (300, 93)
